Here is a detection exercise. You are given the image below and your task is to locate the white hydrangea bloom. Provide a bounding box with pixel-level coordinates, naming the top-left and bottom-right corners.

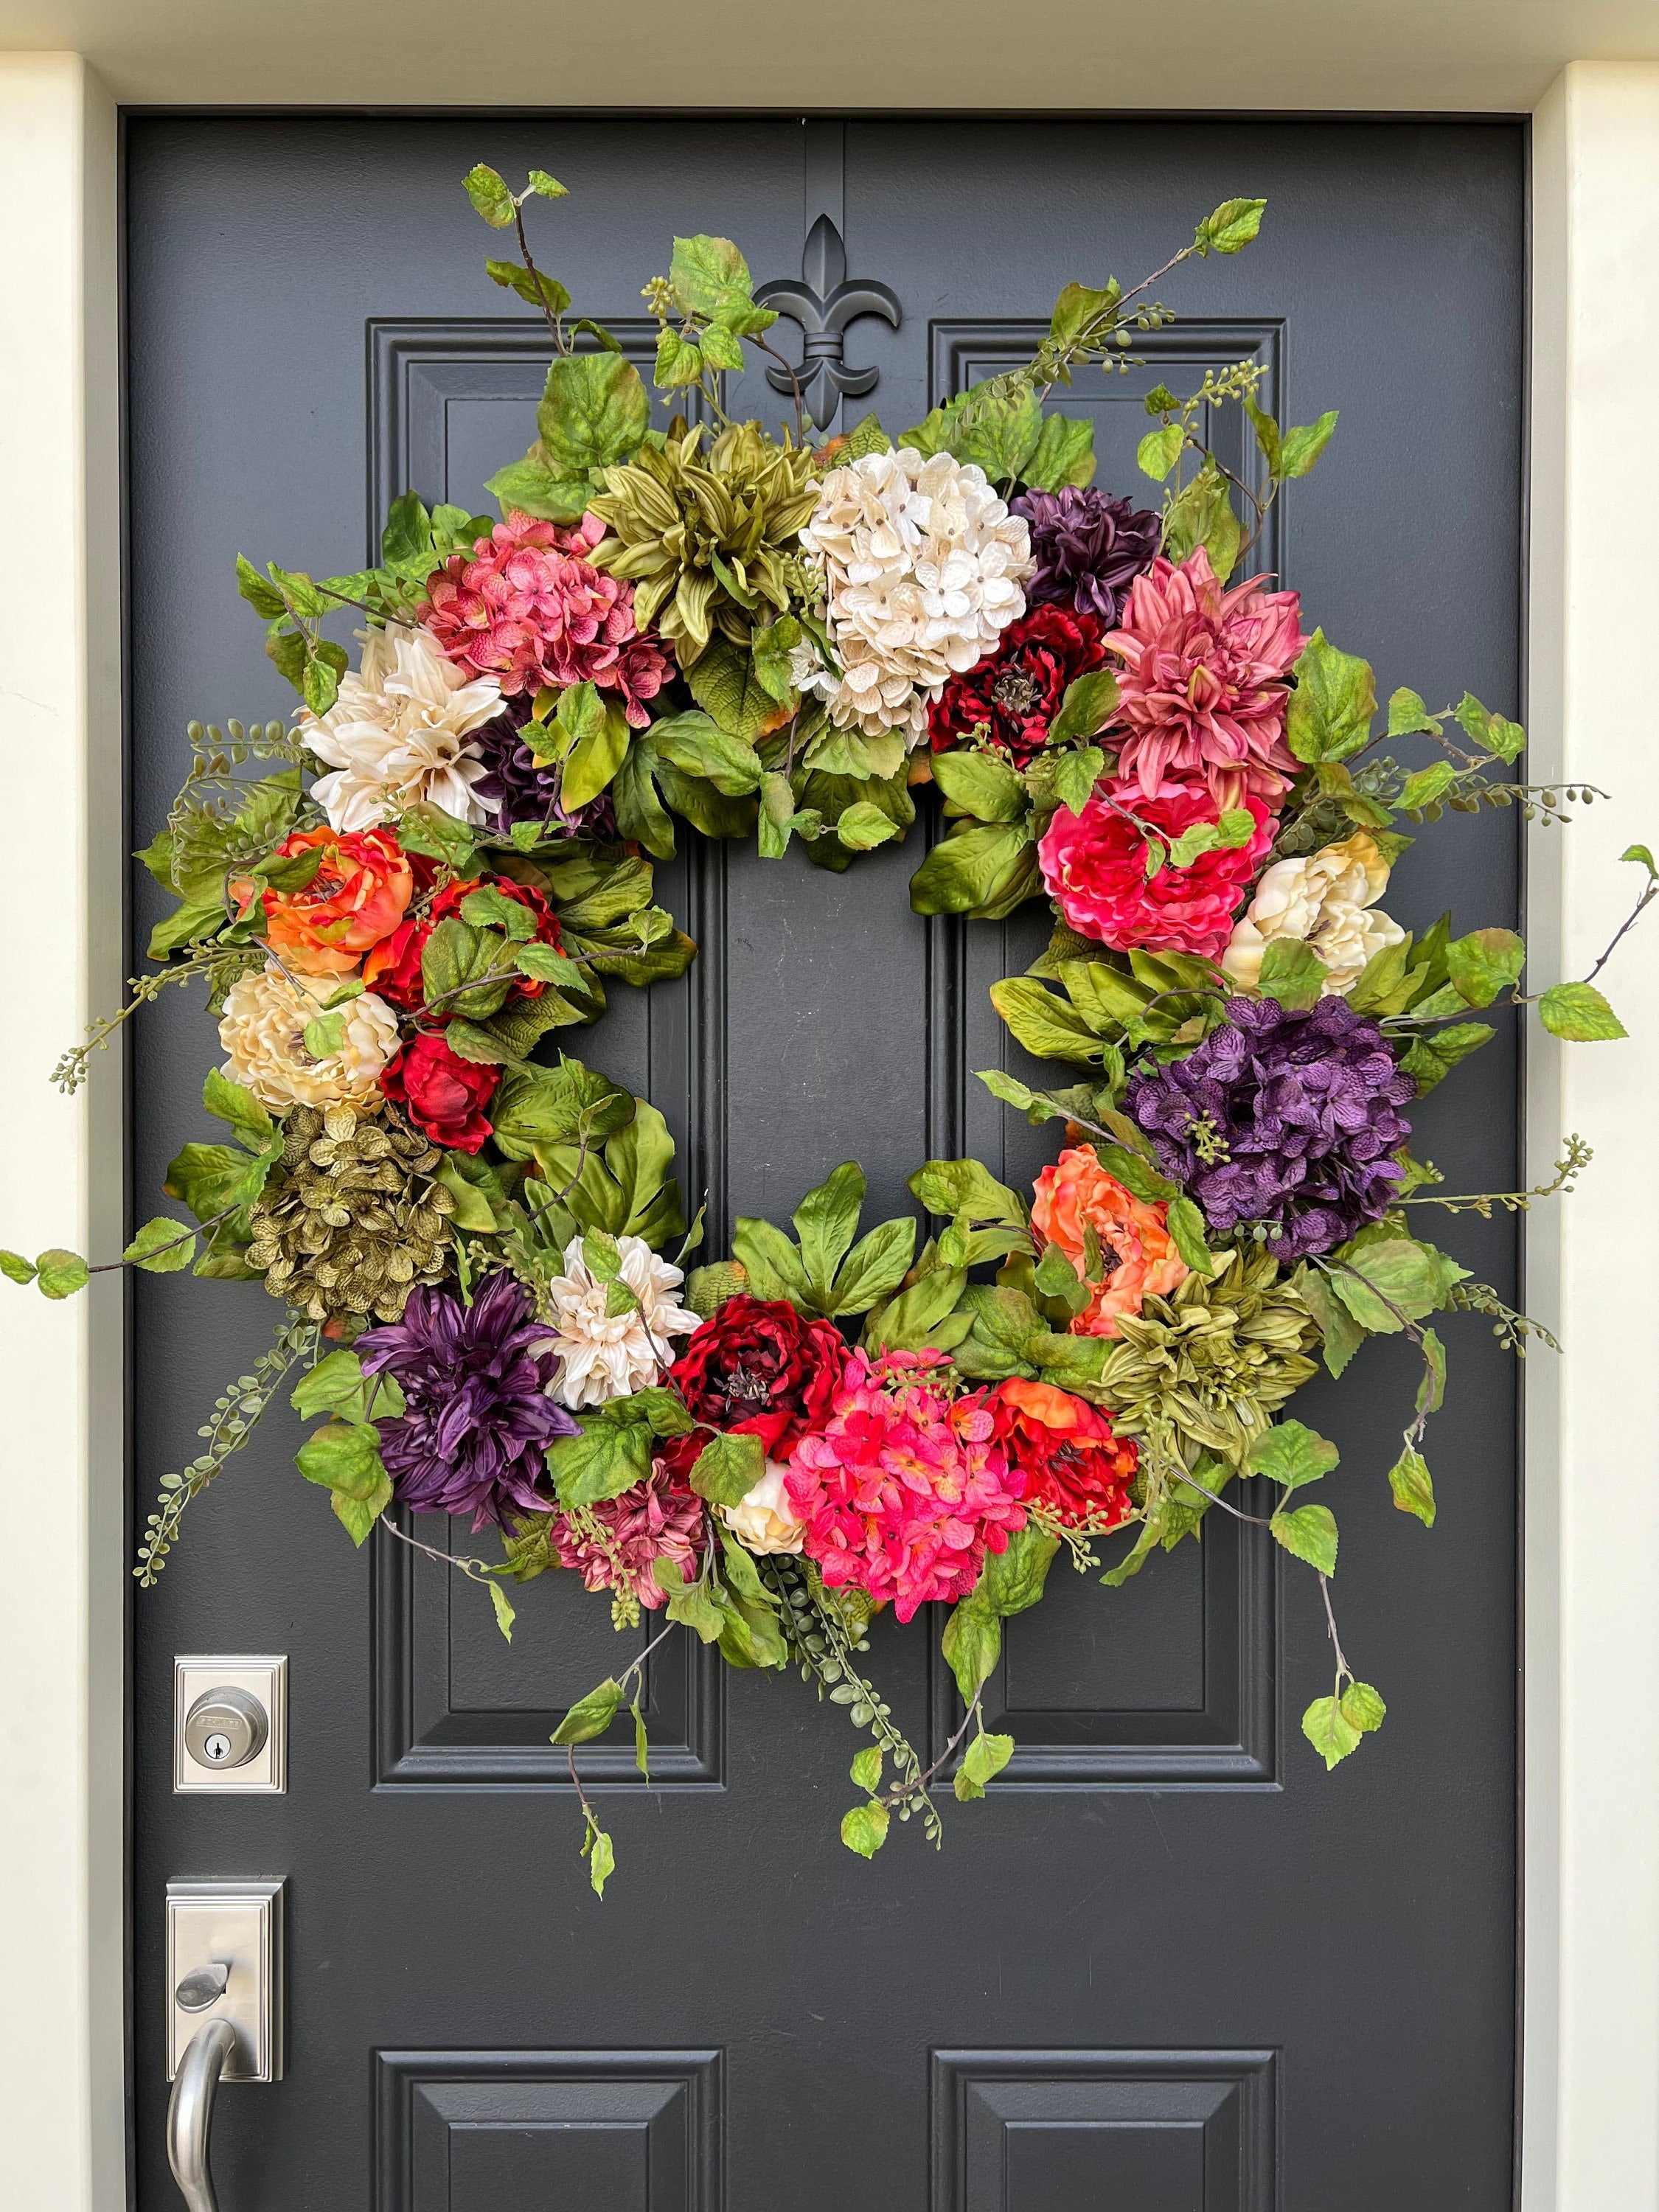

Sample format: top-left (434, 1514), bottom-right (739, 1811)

top-left (720, 1460), bottom-right (807, 1556)
top-left (1222, 831), bottom-right (1407, 996)
top-left (305, 625), bottom-right (501, 832)
top-left (541, 1234), bottom-right (698, 1410)
top-left (799, 448), bottom-right (1033, 743)
top-left (218, 961), bottom-right (399, 1110)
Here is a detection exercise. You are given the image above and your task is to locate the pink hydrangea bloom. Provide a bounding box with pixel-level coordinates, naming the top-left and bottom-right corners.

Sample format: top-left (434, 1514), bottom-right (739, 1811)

top-left (783, 1349), bottom-right (1028, 1623)
top-left (552, 1463), bottom-right (706, 1610)
top-left (1038, 779), bottom-right (1275, 959)
top-left (420, 509), bottom-right (670, 725)
top-left (1103, 549), bottom-right (1307, 810)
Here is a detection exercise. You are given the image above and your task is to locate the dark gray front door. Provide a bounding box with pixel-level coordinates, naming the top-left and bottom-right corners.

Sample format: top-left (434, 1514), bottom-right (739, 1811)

top-left (127, 114), bottom-right (1525, 2211)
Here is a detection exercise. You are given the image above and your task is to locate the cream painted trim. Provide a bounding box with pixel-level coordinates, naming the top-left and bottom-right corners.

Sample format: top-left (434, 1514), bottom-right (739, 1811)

top-left (0, 46), bottom-right (1649, 2211)
top-left (1523, 59), bottom-right (1659, 2212)
top-left (0, 49), bottom-right (123, 2212)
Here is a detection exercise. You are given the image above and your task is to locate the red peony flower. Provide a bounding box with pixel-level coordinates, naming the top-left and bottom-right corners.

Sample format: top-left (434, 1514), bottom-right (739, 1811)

top-left (927, 604), bottom-right (1109, 767)
top-left (420, 509), bottom-right (671, 723)
top-left (382, 1031), bottom-right (498, 1152)
top-left (233, 824), bottom-right (414, 977)
top-left (363, 874), bottom-right (563, 1015)
top-left (1038, 779), bottom-right (1275, 960)
top-left (1103, 548), bottom-right (1307, 811)
top-left (667, 1295), bottom-right (849, 1464)
top-left (989, 1377), bottom-right (1138, 1528)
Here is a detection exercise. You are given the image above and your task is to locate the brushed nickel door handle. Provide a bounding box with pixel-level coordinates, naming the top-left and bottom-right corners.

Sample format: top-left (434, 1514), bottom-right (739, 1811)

top-left (167, 2016), bottom-right (237, 2212)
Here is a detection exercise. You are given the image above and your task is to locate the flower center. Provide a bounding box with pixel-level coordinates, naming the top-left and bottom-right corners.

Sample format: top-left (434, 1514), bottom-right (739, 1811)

top-left (990, 668), bottom-right (1043, 717)
top-left (719, 1363), bottom-right (773, 1408)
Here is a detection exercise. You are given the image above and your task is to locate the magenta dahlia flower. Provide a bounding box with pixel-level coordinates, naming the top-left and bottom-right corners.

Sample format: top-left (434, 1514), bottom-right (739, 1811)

top-left (552, 1464), bottom-right (706, 1610)
top-left (1038, 779), bottom-right (1275, 959)
top-left (1103, 549), bottom-right (1307, 811)
top-left (420, 509), bottom-right (671, 723)
top-left (782, 1349), bottom-right (1028, 1622)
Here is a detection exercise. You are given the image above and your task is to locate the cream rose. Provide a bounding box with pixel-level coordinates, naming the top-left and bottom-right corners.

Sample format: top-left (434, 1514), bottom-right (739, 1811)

top-left (1222, 831), bottom-right (1406, 996)
top-left (720, 1460), bottom-right (807, 1556)
top-left (218, 962), bottom-right (399, 1110)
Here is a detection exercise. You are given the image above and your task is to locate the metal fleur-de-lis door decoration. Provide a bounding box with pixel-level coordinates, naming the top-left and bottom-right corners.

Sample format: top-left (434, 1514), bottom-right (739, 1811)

top-left (757, 214), bottom-right (900, 435)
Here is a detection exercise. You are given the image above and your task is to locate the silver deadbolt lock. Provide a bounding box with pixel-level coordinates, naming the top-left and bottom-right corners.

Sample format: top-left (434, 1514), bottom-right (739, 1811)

top-left (174, 1658), bottom-right (287, 1792)
top-left (184, 1687), bottom-right (268, 1770)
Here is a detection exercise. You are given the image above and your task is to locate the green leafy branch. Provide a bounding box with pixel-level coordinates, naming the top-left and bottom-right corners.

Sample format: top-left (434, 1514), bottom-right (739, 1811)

top-left (731, 1162), bottom-right (917, 1320)
top-left (641, 234), bottom-right (781, 428)
top-left (464, 161), bottom-right (574, 351)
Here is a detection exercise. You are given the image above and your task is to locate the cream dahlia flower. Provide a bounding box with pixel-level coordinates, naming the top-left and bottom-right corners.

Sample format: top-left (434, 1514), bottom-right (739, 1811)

top-left (799, 448), bottom-right (1032, 743)
top-left (541, 1234), bottom-right (698, 1410)
top-left (305, 625), bottom-right (501, 832)
top-left (218, 962), bottom-right (400, 1110)
top-left (720, 1460), bottom-right (807, 1556)
top-left (1222, 831), bottom-right (1406, 996)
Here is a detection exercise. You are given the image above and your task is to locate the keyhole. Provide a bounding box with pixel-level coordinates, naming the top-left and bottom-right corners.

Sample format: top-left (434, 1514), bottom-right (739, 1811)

top-left (204, 1732), bottom-right (232, 1763)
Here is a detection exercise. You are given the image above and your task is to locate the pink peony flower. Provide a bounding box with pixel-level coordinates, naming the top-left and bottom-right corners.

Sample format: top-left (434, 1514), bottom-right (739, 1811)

top-left (1038, 779), bottom-right (1275, 960)
top-left (552, 1462), bottom-right (706, 1610)
top-left (420, 509), bottom-right (671, 725)
top-left (1103, 549), bottom-right (1307, 810)
top-left (783, 1349), bottom-right (1027, 1623)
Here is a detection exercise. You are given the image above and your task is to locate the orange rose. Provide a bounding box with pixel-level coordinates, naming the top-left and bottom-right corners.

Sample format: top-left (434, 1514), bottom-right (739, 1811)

top-left (235, 826), bottom-right (414, 977)
top-left (1030, 1144), bottom-right (1188, 1338)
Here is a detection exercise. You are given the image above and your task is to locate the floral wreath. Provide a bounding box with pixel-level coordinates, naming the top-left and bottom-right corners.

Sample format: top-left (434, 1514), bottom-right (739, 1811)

top-left (14, 167), bottom-right (1652, 1892)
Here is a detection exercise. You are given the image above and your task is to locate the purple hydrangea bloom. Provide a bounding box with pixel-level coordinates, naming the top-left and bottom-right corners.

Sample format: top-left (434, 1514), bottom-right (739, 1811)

top-left (1125, 995), bottom-right (1416, 1262)
top-left (1012, 486), bottom-right (1163, 626)
top-left (357, 1271), bottom-right (578, 1529)
top-left (471, 700), bottom-right (619, 841)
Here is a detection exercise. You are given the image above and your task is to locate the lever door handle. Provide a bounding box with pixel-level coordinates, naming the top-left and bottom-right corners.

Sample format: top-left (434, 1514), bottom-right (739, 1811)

top-left (167, 2016), bottom-right (237, 2212)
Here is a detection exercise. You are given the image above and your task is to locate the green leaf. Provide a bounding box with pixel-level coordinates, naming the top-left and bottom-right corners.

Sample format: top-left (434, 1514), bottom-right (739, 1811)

top-left (1453, 692), bottom-right (1526, 765)
top-left (1047, 279), bottom-right (1119, 352)
top-left (1053, 745), bottom-right (1105, 818)
top-left (293, 1349), bottom-right (370, 1421)
top-left (731, 1216), bottom-right (814, 1307)
top-left (829, 1216), bottom-right (917, 1316)
top-left (562, 699), bottom-right (633, 811)
top-left (1195, 196), bottom-right (1266, 255)
top-left (1048, 670), bottom-right (1120, 746)
top-left (845, 411), bottom-right (891, 459)
top-left (484, 259), bottom-right (571, 315)
top-left (793, 1162), bottom-right (866, 1303)
top-left (1539, 980), bottom-right (1627, 1042)
top-left (489, 1057), bottom-right (633, 1161)
top-left (330, 1472), bottom-right (393, 1548)
top-left (931, 749), bottom-right (1029, 824)
top-left (1270, 1503), bottom-right (1338, 1575)
top-left (1330, 1237), bottom-right (1465, 1331)
top-left (1161, 456), bottom-right (1240, 581)
top-left (0, 1250), bottom-right (38, 1285)
top-left (909, 1158), bottom-right (1026, 1226)
top-left (1279, 410), bottom-right (1339, 477)
top-left (538, 352), bottom-right (650, 484)
top-left (1242, 397), bottom-right (1281, 476)
top-left (835, 801), bottom-right (901, 850)
top-left (122, 1217), bottom-right (195, 1275)
top-left (990, 977), bottom-right (1109, 1065)
top-left (1388, 1445), bottom-right (1436, 1526)
top-left (658, 1563), bottom-right (727, 1644)
top-left (942, 1595), bottom-right (1001, 1703)
top-left (1137, 422), bottom-right (1185, 481)
top-left (201, 1068), bottom-right (275, 1153)
top-left (526, 168), bottom-right (567, 200)
top-left (463, 162), bottom-right (516, 228)
top-left (1397, 760), bottom-right (1457, 813)
top-left (296, 1419), bottom-right (386, 1503)
top-left (1256, 937), bottom-right (1328, 1010)
top-left (1387, 686), bottom-right (1440, 738)
top-left (1287, 630), bottom-right (1377, 765)
top-left (1023, 411), bottom-right (1096, 492)
top-left (1164, 1195), bottom-right (1216, 1278)
top-left (587, 1825), bottom-right (616, 1898)
top-left (909, 821), bottom-right (1040, 920)
top-left (1621, 844), bottom-right (1658, 878)
top-left (484, 453), bottom-right (588, 525)
top-left (487, 1580), bottom-right (515, 1644)
top-left (669, 233), bottom-right (757, 318)
top-left (546, 1417), bottom-right (654, 1509)
top-left (551, 1677), bottom-right (624, 1746)
top-left (849, 1745), bottom-right (883, 1792)
top-left (1245, 1419), bottom-right (1339, 1490)
top-left (961, 1730), bottom-right (1015, 1790)
top-left (35, 1248), bottom-right (90, 1299)
top-left (980, 1523), bottom-right (1060, 1617)
top-left (1302, 1694), bottom-right (1362, 1770)
top-left (688, 1429), bottom-right (764, 1507)
top-left (866, 1264), bottom-right (969, 1352)
top-left (840, 1801), bottom-right (890, 1858)
top-left (1399, 1020), bottom-right (1495, 1094)
top-left (1447, 928), bottom-right (1526, 1009)
top-left (1341, 1681), bottom-right (1387, 1733)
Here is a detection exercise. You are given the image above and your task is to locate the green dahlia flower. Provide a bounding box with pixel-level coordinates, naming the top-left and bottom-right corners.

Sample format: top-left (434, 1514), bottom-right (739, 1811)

top-left (588, 422), bottom-right (821, 667)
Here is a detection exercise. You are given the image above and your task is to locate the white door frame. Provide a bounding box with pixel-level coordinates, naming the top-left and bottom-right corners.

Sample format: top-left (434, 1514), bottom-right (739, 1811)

top-left (1, 49), bottom-right (1655, 2211)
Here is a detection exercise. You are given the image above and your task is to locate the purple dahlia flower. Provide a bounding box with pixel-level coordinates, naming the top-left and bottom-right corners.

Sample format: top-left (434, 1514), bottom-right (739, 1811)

top-left (471, 700), bottom-right (619, 841)
top-left (357, 1270), bottom-right (577, 1529)
top-left (1125, 995), bottom-right (1416, 1262)
top-left (1011, 485), bottom-right (1163, 626)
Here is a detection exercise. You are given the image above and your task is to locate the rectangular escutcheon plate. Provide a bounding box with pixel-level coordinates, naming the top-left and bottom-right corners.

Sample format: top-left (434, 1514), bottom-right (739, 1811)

top-left (166, 1879), bottom-right (285, 2082)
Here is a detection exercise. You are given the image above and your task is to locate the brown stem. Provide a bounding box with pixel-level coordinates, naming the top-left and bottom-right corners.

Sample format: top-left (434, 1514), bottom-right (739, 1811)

top-left (754, 332), bottom-right (806, 443)
top-left (513, 198), bottom-right (566, 353)
top-left (878, 1696), bottom-right (981, 1809)
top-left (1318, 1573), bottom-right (1352, 1685)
